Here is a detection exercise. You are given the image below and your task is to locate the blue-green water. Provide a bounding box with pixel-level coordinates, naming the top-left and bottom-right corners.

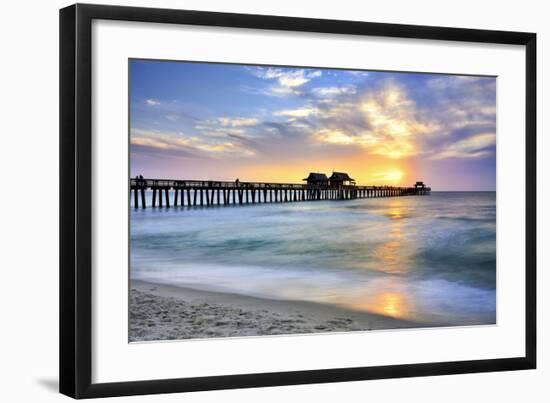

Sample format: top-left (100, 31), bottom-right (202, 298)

top-left (130, 192), bottom-right (496, 326)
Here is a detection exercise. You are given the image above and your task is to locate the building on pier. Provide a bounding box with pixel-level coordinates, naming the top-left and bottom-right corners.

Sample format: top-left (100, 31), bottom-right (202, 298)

top-left (415, 181), bottom-right (426, 190)
top-left (303, 172), bottom-right (329, 188)
top-left (329, 172), bottom-right (356, 188)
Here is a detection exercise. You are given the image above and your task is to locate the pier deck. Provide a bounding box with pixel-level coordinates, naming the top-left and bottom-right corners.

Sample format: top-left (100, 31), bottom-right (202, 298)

top-left (130, 178), bottom-right (430, 208)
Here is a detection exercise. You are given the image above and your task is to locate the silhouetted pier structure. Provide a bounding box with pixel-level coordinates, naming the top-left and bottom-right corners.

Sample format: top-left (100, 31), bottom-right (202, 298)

top-left (130, 176), bottom-right (430, 209)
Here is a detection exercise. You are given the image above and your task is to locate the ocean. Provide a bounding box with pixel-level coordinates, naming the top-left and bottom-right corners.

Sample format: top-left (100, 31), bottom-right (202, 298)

top-left (130, 191), bottom-right (496, 327)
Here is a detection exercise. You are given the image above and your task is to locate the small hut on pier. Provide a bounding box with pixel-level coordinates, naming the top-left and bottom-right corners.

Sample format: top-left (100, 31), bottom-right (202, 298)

top-left (303, 172), bottom-right (329, 188)
top-left (414, 181), bottom-right (426, 190)
top-left (329, 172), bottom-right (356, 188)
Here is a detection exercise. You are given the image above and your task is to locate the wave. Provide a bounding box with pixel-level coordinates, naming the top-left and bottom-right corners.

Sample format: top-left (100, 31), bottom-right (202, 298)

top-left (130, 192), bottom-right (496, 325)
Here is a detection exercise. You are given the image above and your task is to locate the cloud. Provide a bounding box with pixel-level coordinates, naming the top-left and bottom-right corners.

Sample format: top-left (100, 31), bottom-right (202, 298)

top-left (311, 85), bottom-right (356, 98)
top-left (130, 128), bottom-right (255, 158)
top-left (279, 74), bottom-right (309, 88)
top-left (359, 84), bottom-right (440, 158)
top-left (217, 117), bottom-right (259, 127)
top-left (131, 128), bottom-right (193, 147)
top-left (251, 67), bottom-right (323, 96)
top-left (430, 132), bottom-right (496, 160)
top-left (254, 68), bottom-right (321, 86)
top-left (427, 75), bottom-right (494, 91)
top-left (244, 74), bottom-right (496, 162)
top-left (274, 107), bottom-right (320, 118)
top-left (131, 135), bottom-right (187, 150)
top-left (194, 125), bottom-right (245, 136)
top-left (312, 129), bottom-right (356, 145)
top-left (193, 142), bottom-right (251, 154)
top-left (193, 116), bottom-right (260, 138)
top-left (360, 84), bottom-right (415, 120)
top-left (311, 82), bottom-right (440, 159)
top-left (308, 71), bottom-right (322, 78)
top-left (423, 75), bottom-right (496, 132)
top-left (261, 121), bottom-right (296, 136)
top-left (347, 71), bottom-right (369, 78)
top-left (145, 99), bottom-right (160, 106)
top-left (267, 86), bottom-right (297, 96)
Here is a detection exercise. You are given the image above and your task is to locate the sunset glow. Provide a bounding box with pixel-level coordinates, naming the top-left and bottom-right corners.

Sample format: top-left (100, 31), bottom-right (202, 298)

top-left (378, 170), bottom-right (404, 183)
top-left (130, 61), bottom-right (496, 190)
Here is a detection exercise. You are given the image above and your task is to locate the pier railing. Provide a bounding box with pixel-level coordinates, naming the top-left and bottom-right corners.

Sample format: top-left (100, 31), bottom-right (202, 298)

top-left (130, 178), bottom-right (430, 208)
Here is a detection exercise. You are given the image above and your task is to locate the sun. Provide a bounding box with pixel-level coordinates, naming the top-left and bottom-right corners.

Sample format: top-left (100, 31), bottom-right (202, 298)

top-left (383, 170), bottom-right (404, 183)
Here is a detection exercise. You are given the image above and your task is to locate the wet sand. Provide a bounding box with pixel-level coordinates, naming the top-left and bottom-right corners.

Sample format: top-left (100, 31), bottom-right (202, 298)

top-left (130, 280), bottom-right (423, 342)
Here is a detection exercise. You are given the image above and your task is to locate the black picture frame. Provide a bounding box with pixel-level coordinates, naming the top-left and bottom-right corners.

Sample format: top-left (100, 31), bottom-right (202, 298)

top-left (59, 3), bottom-right (537, 399)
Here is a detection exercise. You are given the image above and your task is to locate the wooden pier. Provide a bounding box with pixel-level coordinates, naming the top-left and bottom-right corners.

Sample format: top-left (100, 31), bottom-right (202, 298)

top-left (130, 177), bottom-right (430, 209)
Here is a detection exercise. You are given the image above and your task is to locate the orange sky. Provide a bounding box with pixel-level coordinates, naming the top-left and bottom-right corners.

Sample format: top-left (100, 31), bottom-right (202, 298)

top-left (236, 151), bottom-right (415, 186)
top-left (130, 61), bottom-right (496, 190)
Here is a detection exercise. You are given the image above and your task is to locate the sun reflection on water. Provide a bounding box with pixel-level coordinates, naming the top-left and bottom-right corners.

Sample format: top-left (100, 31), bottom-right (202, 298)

top-left (369, 203), bottom-right (414, 274)
top-left (388, 209), bottom-right (405, 220)
top-left (349, 290), bottom-right (413, 320)
top-left (378, 292), bottom-right (406, 317)
top-left (350, 200), bottom-right (417, 319)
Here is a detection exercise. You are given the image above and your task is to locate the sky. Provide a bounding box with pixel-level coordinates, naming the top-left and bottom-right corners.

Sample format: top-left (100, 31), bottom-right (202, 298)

top-left (130, 60), bottom-right (496, 191)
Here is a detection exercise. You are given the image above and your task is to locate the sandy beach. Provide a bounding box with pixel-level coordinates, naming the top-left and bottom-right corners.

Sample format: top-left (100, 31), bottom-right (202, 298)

top-left (130, 280), bottom-right (423, 342)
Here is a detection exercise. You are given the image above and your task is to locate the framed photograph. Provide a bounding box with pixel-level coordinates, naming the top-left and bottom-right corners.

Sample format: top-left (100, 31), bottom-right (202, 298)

top-left (59, 3), bottom-right (536, 399)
